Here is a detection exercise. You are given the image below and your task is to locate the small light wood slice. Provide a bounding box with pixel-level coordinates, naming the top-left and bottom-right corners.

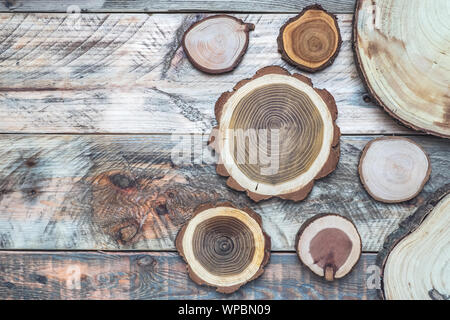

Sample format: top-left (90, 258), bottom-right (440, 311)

top-left (359, 137), bottom-right (431, 203)
top-left (175, 202), bottom-right (271, 294)
top-left (182, 15), bottom-right (254, 74)
top-left (377, 184), bottom-right (450, 300)
top-left (210, 66), bottom-right (340, 202)
top-left (354, 0), bottom-right (450, 138)
top-left (277, 5), bottom-right (342, 72)
top-left (296, 214), bottom-right (362, 281)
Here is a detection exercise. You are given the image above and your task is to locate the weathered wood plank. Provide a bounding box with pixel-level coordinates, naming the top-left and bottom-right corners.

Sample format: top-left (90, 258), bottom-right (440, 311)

top-left (0, 251), bottom-right (378, 300)
top-left (0, 1), bottom-right (356, 13)
top-left (0, 13), bottom-right (414, 134)
top-left (0, 134), bottom-right (448, 251)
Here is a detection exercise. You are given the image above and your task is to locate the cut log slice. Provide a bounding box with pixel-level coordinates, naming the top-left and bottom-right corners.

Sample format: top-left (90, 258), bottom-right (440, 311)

top-left (296, 214), bottom-right (362, 281)
top-left (175, 202), bottom-right (271, 294)
top-left (377, 184), bottom-right (450, 300)
top-left (359, 137), bottom-right (431, 203)
top-left (354, 0), bottom-right (450, 138)
top-left (277, 5), bottom-right (342, 72)
top-left (182, 15), bottom-right (254, 74)
top-left (210, 66), bottom-right (340, 202)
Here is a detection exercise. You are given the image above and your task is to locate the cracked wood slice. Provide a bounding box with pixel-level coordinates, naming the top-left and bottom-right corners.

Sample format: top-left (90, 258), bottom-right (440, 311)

top-left (182, 15), bottom-right (254, 74)
top-left (354, 0), bottom-right (450, 138)
top-left (377, 184), bottom-right (450, 300)
top-left (277, 5), bottom-right (342, 72)
top-left (359, 137), bottom-right (431, 203)
top-left (210, 66), bottom-right (340, 202)
top-left (175, 202), bottom-right (270, 294)
top-left (296, 214), bottom-right (362, 281)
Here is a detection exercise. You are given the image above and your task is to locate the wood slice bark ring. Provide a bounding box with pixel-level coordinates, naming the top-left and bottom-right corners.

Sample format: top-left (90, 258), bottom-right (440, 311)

top-left (277, 5), bottom-right (342, 72)
top-left (182, 15), bottom-right (254, 74)
top-left (377, 184), bottom-right (450, 300)
top-left (354, 0), bottom-right (450, 138)
top-left (359, 137), bottom-right (431, 203)
top-left (210, 66), bottom-right (340, 202)
top-left (295, 214), bottom-right (362, 281)
top-left (175, 202), bottom-right (271, 294)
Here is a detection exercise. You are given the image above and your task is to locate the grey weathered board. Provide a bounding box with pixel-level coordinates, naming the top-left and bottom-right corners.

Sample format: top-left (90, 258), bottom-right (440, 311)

top-left (0, 1), bottom-right (357, 13)
top-left (0, 12), bottom-right (416, 134)
top-left (0, 251), bottom-right (378, 300)
top-left (0, 2), bottom-right (448, 300)
top-left (0, 134), bottom-right (448, 252)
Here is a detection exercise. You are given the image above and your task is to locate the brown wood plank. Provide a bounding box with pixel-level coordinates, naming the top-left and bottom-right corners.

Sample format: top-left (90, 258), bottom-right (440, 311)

top-left (0, 134), bottom-right (448, 252)
top-left (0, 251), bottom-right (378, 300)
top-left (0, 13), bottom-right (413, 134)
top-left (0, 1), bottom-right (356, 13)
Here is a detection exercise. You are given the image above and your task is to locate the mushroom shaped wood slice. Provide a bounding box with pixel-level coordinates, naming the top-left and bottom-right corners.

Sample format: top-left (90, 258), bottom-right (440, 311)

top-left (354, 0), bottom-right (450, 138)
top-left (296, 214), bottom-right (362, 281)
top-left (182, 15), bottom-right (254, 74)
top-left (377, 184), bottom-right (450, 300)
top-left (210, 66), bottom-right (340, 202)
top-left (278, 5), bottom-right (341, 72)
top-left (176, 203), bottom-right (270, 293)
top-left (359, 137), bottom-right (431, 203)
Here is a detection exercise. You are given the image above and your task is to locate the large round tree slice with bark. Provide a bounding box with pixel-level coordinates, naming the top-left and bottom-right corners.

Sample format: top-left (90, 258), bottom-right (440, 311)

top-left (296, 214), bottom-right (362, 281)
top-left (354, 0), bottom-right (450, 138)
top-left (176, 202), bottom-right (270, 293)
top-left (278, 5), bottom-right (341, 72)
top-left (182, 15), bottom-right (254, 74)
top-left (359, 137), bottom-right (431, 203)
top-left (210, 66), bottom-right (340, 202)
top-left (377, 184), bottom-right (450, 300)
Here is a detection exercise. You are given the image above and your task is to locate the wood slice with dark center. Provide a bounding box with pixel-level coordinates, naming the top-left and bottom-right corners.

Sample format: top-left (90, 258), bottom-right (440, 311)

top-left (377, 184), bottom-right (450, 300)
top-left (296, 214), bottom-right (362, 281)
top-left (278, 5), bottom-right (342, 72)
top-left (210, 66), bottom-right (340, 202)
top-left (354, 0), bottom-right (450, 138)
top-left (182, 15), bottom-right (254, 74)
top-left (176, 202), bottom-right (270, 293)
top-left (359, 137), bottom-right (431, 203)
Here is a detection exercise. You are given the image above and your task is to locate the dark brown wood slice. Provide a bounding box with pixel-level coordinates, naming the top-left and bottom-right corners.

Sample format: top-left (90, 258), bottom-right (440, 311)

top-left (359, 137), bottom-right (431, 203)
top-left (210, 65), bottom-right (340, 202)
top-left (353, 0), bottom-right (450, 138)
top-left (296, 214), bottom-right (362, 281)
top-left (377, 184), bottom-right (450, 300)
top-left (182, 15), bottom-right (254, 74)
top-left (277, 4), bottom-right (342, 72)
top-left (175, 202), bottom-right (270, 294)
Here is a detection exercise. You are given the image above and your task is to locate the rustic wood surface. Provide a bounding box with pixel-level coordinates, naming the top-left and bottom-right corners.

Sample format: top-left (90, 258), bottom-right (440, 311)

top-left (0, 134), bottom-right (447, 252)
top-left (0, 251), bottom-right (378, 300)
top-left (0, 1), bottom-right (357, 13)
top-left (0, 2), bottom-right (448, 300)
top-left (0, 12), bottom-right (417, 134)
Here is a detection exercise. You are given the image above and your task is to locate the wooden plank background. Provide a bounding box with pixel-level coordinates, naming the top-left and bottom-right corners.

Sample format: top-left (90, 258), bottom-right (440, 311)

top-left (0, 135), bottom-right (448, 251)
top-left (0, 12), bottom-right (415, 134)
top-left (0, 0), bottom-right (448, 300)
top-left (0, 252), bottom-right (378, 300)
top-left (0, 1), bottom-right (357, 13)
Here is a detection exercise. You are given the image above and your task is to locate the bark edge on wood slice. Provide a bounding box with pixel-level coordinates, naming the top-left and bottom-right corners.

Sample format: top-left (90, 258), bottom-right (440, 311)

top-left (353, 0), bottom-right (450, 138)
top-left (182, 15), bottom-right (254, 74)
top-left (277, 4), bottom-right (342, 72)
top-left (209, 66), bottom-right (340, 202)
top-left (376, 184), bottom-right (450, 300)
top-left (175, 202), bottom-right (271, 294)
top-left (358, 137), bottom-right (431, 203)
top-left (295, 213), bottom-right (362, 281)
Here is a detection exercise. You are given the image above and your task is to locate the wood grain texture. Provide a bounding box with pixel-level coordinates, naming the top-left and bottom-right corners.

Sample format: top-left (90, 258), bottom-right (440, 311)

top-left (0, 13), bottom-right (415, 134)
top-left (0, 1), bottom-right (357, 13)
top-left (0, 134), bottom-right (448, 252)
top-left (0, 251), bottom-right (378, 300)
